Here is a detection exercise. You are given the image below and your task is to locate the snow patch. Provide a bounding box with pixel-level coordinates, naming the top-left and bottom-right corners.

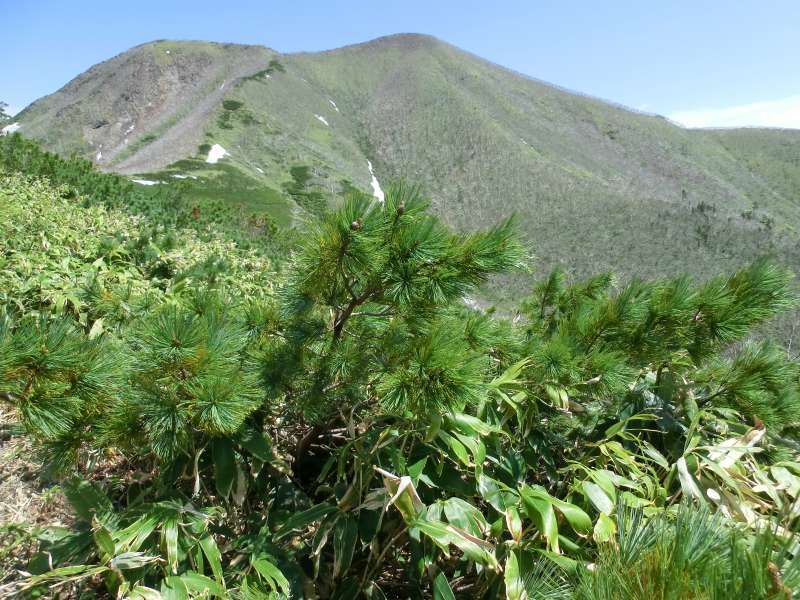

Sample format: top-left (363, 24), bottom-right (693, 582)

top-left (96, 151), bottom-right (102, 161)
top-left (520, 139), bottom-right (529, 146)
top-left (206, 143), bottom-right (229, 164)
top-left (172, 174), bottom-right (188, 180)
top-left (220, 81), bottom-right (225, 90)
top-left (314, 114), bottom-right (329, 126)
top-left (165, 50), bottom-right (171, 55)
top-left (256, 167), bottom-right (264, 174)
top-left (125, 123), bottom-right (135, 135)
top-left (131, 179), bottom-right (159, 186)
top-left (328, 99), bottom-right (340, 112)
top-left (367, 161), bottom-right (384, 203)
top-left (1, 122), bottom-right (20, 135)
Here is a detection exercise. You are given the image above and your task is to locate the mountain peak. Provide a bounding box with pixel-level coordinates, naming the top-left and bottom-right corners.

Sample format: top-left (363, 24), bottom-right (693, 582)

top-left (329, 32), bottom-right (442, 53)
top-left (12, 33), bottom-right (800, 295)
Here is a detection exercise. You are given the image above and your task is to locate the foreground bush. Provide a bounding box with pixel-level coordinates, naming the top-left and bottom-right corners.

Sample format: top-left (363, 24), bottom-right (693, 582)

top-left (1, 160), bottom-right (799, 598)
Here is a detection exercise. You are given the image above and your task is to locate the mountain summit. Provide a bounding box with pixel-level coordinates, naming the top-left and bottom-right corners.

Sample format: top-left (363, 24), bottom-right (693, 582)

top-left (12, 35), bottom-right (800, 290)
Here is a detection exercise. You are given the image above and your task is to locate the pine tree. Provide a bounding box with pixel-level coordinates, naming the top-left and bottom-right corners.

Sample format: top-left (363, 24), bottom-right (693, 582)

top-left (266, 185), bottom-right (523, 458)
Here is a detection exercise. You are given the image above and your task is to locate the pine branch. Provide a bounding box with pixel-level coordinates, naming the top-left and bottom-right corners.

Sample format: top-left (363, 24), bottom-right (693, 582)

top-left (352, 308), bottom-right (394, 318)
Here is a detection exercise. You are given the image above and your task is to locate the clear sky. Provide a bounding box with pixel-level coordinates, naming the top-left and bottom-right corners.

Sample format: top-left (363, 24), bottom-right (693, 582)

top-left (3, 0), bottom-right (799, 128)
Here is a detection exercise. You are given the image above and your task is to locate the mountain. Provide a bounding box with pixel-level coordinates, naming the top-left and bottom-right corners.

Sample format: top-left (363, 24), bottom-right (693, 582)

top-left (11, 34), bottom-right (800, 300)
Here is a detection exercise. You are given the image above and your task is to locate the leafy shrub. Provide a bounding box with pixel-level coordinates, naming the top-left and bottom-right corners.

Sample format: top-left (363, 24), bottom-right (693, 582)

top-left (1, 149), bottom-right (800, 598)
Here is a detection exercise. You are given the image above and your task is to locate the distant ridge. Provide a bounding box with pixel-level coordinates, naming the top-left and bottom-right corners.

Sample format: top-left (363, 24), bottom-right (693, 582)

top-left (11, 34), bottom-right (800, 302)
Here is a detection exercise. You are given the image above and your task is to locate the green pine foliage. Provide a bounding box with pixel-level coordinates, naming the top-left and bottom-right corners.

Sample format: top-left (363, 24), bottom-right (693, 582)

top-left (2, 140), bottom-right (800, 599)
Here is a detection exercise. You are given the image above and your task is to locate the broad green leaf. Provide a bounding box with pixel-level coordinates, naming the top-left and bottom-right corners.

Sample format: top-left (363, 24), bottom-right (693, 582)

top-left (162, 515), bottom-right (179, 573)
top-left (441, 497), bottom-right (489, 537)
top-left (533, 549), bottom-right (580, 572)
top-left (433, 572), bottom-right (456, 600)
top-left (604, 419), bottom-right (627, 439)
top-left (593, 512), bottom-right (617, 544)
top-left (641, 441), bottom-right (670, 469)
top-left (110, 551), bottom-right (159, 570)
top-left (251, 556), bottom-right (290, 594)
top-left (179, 571), bottom-right (226, 598)
top-left (238, 427), bottom-right (273, 462)
top-left (504, 550), bottom-right (524, 600)
top-left (478, 473), bottom-right (514, 513)
top-left (449, 412), bottom-right (501, 437)
top-left (128, 586), bottom-right (162, 600)
top-left (312, 512), bottom-right (339, 577)
top-left (198, 535), bottom-right (223, 583)
top-left (92, 522), bottom-right (115, 559)
top-left (273, 503), bottom-right (337, 540)
top-left (505, 506), bottom-right (523, 543)
top-left (408, 458), bottom-right (427, 482)
top-left (414, 519), bottom-right (498, 569)
top-left (771, 466), bottom-right (800, 496)
top-left (620, 492), bottom-right (652, 508)
top-left (114, 513), bottom-right (160, 551)
top-left (454, 432), bottom-right (486, 467)
top-left (26, 564), bottom-right (108, 584)
top-left (676, 457), bottom-right (704, 501)
top-left (583, 482), bottom-right (614, 515)
top-left (424, 412), bottom-right (443, 442)
top-left (212, 438), bottom-right (236, 499)
top-left (490, 358), bottom-right (531, 388)
top-left (333, 515), bottom-right (359, 577)
top-left (377, 467), bottom-right (425, 522)
top-left (520, 485), bottom-right (592, 535)
top-left (160, 576), bottom-right (189, 600)
top-left (588, 470), bottom-right (618, 500)
top-left (438, 431), bottom-right (471, 467)
top-left (520, 486), bottom-right (559, 553)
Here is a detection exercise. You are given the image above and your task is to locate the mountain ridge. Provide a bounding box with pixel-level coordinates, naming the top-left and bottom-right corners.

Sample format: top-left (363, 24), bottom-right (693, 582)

top-left (8, 34), bottom-right (800, 302)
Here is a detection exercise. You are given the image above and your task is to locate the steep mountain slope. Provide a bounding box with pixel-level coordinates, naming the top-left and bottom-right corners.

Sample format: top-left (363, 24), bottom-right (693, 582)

top-left (17, 41), bottom-right (273, 168)
top-left (12, 34), bottom-right (800, 297)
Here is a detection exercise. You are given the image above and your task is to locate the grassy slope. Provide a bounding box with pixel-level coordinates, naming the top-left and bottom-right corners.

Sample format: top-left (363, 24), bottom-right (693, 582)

top-left (12, 35), bottom-right (800, 305)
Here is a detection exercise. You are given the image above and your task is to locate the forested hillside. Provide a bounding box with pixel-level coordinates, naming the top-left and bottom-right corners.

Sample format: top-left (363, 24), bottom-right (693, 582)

top-left (10, 35), bottom-right (800, 298)
top-left (2, 135), bottom-right (800, 599)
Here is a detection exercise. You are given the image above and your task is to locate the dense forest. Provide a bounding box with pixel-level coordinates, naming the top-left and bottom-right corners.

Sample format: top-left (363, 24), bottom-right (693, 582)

top-left (2, 133), bottom-right (800, 599)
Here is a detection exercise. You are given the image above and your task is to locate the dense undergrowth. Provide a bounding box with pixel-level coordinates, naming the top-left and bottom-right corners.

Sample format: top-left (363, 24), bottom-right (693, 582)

top-left (1, 136), bottom-right (800, 599)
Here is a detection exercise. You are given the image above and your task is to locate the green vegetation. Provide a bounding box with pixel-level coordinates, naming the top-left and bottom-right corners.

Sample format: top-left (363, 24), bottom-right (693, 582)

top-left (0, 101), bottom-right (10, 125)
top-left (1, 134), bottom-right (287, 243)
top-left (14, 37), bottom-right (800, 317)
top-left (283, 164), bottom-right (327, 216)
top-left (2, 138), bottom-right (800, 598)
top-left (222, 100), bottom-right (245, 111)
top-left (268, 59), bottom-right (286, 73)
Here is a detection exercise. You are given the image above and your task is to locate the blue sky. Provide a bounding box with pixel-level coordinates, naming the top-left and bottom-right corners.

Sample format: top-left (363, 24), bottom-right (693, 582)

top-left (3, 1), bottom-right (799, 127)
